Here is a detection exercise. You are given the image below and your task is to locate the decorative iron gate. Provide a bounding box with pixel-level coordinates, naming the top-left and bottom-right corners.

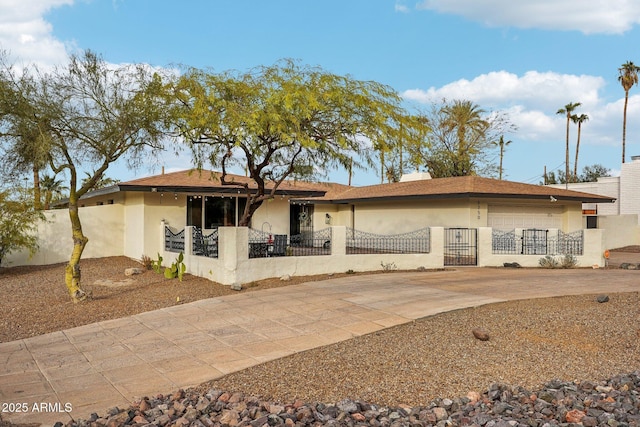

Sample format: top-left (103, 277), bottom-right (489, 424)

top-left (444, 228), bottom-right (477, 266)
top-left (522, 229), bottom-right (548, 255)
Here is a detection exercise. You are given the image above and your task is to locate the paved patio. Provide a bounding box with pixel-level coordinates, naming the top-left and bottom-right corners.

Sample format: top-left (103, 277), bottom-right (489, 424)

top-left (1, 265), bottom-right (639, 426)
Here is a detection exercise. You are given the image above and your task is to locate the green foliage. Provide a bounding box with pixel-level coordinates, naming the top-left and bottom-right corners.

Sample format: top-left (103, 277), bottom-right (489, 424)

top-left (167, 59), bottom-right (427, 225)
top-left (412, 99), bottom-right (515, 178)
top-left (0, 190), bottom-right (43, 266)
top-left (1, 50), bottom-right (173, 299)
top-left (543, 164), bottom-right (611, 184)
top-left (151, 253), bottom-right (163, 274)
top-left (164, 252), bottom-right (186, 281)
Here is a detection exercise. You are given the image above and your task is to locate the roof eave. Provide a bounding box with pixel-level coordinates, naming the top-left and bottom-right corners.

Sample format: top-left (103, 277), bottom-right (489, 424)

top-left (299, 192), bottom-right (616, 204)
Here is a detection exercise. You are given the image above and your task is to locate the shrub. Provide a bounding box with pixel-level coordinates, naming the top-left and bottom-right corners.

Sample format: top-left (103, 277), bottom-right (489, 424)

top-left (151, 253), bottom-right (163, 274)
top-left (381, 261), bottom-right (397, 272)
top-left (559, 254), bottom-right (578, 268)
top-left (140, 254), bottom-right (153, 270)
top-left (538, 255), bottom-right (559, 268)
top-left (538, 254), bottom-right (578, 269)
top-left (164, 252), bottom-right (186, 281)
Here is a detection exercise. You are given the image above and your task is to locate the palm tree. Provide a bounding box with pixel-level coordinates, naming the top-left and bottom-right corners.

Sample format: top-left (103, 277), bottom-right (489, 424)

top-left (556, 102), bottom-right (581, 187)
top-left (618, 61), bottom-right (640, 164)
top-left (40, 174), bottom-right (67, 210)
top-left (493, 135), bottom-right (512, 180)
top-left (571, 113), bottom-right (589, 180)
top-left (442, 100), bottom-right (489, 176)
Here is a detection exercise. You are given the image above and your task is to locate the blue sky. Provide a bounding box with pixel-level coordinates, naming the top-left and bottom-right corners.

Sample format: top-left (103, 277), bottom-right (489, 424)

top-left (2, 0), bottom-right (640, 185)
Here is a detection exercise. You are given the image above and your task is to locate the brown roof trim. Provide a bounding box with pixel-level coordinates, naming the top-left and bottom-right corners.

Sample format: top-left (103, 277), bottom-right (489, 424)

top-left (299, 176), bottom-right (616, 204)
top-left (310, 193), bottom-right (614, 204)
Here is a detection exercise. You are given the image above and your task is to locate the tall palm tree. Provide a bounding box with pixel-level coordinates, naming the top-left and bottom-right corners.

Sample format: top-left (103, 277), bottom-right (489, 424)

top-left (442, 100), bottom-right (488, 176)
top-left (556, 102), bottom-right (581, 187)
top-left (618, 61), bottom-right (640, 164)
top-left (571, 113), bottom-right (589, 180)
top-left (493, 135), bottom-right (512, 180)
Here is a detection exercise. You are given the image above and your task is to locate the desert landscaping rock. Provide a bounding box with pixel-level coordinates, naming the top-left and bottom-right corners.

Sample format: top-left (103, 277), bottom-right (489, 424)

top-left (124, 267), bottom-right (143, 276)
top-left (597, 294), bottom-right (610, 303)
top-left (472, 327), bottom-right (491, 341)
top-left (50, 372), bottom-right (640, 427)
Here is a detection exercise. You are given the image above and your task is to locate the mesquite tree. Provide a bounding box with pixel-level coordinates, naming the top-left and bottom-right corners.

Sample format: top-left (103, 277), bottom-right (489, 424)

top-left (0, 51), bottom-right (169, 302)
top-left (168, 59), bottom-right (426, 226)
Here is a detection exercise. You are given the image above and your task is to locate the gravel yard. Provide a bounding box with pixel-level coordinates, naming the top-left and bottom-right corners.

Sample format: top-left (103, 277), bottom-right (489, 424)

top-left (1, 254), bottom-right (639, 425)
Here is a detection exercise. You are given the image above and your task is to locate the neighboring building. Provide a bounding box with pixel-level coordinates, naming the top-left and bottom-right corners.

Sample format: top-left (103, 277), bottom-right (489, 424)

top-left (547, 155), bottom-right (640, 227)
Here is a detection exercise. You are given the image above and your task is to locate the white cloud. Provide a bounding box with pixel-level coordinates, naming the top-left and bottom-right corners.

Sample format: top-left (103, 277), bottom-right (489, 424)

top-left (395, 2), bottom-right (410, 13)
top-left (403, 70), bottom-right (605, 111)
top-left (0, 0), bottom-right (74, 67)
top-left (416, 0), bottom-right (640, 34)
top-left (401, 70), bottom-right (635, 151)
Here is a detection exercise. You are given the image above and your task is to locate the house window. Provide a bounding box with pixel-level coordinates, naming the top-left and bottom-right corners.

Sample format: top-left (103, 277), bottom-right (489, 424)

top-left (187, 196), bottom-right (247, 229)
top-left (586, 216), bottom-right (598, 229)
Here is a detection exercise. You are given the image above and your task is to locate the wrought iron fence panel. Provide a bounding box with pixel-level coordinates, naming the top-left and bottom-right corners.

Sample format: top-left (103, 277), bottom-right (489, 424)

top-left (346, 227), bottom-right (430, 254)
top-left (492, 229), bottom-right (519, 254)
top-left (165, 226), bottom-right (185, 253)
top-left (248, 228), bottom-right (272, 258)
top-left (193, 228), bottom-right (218, 258)
top-left (289, 227), bottom-right (332, 256)
top-left (522, 229), bottom-right (548, 255)
top-left (552, 230), bottom-right (584, 255)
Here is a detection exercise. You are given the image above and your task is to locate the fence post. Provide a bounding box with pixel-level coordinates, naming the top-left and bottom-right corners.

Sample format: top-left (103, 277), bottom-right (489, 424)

top-left (160, 220), bottom-right (167, 258)
top-left (582, 228), bottom-right (605, 267)
top-left (477, 227), bottom-right (493, 267)
top-left (331, 226), bottom-right (346, 256)
top-left (185, 226), bottom-right (194, 256)
top-left (429, 227), bottom-right (445, 267)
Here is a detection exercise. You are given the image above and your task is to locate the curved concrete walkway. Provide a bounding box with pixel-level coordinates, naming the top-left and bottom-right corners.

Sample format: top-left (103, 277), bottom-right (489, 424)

top-left (1, 267), bottom-right (639, 426)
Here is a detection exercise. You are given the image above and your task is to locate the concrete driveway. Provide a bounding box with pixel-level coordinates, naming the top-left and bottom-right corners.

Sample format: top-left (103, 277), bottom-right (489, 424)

top-left (1, 266), bottom-right (639, 426)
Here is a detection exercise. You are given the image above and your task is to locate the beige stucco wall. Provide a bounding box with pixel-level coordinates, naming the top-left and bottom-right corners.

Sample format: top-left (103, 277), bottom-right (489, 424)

top-left (4, 204), bottom-right (124, 267)
top-left (313, 198), bottom-right (584, 234)
top-left (162, 226), bottom-right (445, 286)
top-left (478, 227), bottom-right (605, 268)
top-left (598, 214), bottom-right (640, 250)
top-left (250, 197), bottom-right (291, 234)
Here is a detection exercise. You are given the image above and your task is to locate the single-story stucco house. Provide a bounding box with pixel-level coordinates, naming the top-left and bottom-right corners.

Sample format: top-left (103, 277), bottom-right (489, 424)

top-left (5, 169), bottom-right (621, 284)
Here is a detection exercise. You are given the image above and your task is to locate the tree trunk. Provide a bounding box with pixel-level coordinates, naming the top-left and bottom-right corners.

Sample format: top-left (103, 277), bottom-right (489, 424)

top-left (499, 145), bottom-right (504, 180)
top-left (622, 91), bottom-right (629, 164)
top-left (574, 123), bottom-right (582, 179)
top-left (65, 201), bottom-right (88, 302)
top-left (32, 165), bottom-right (41, 210)
top-left (565, 114), bottom-right (570, 187)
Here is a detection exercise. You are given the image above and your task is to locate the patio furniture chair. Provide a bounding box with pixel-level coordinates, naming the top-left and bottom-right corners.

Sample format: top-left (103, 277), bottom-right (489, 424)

top-left (268, 234), bottom-right (287, 256)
